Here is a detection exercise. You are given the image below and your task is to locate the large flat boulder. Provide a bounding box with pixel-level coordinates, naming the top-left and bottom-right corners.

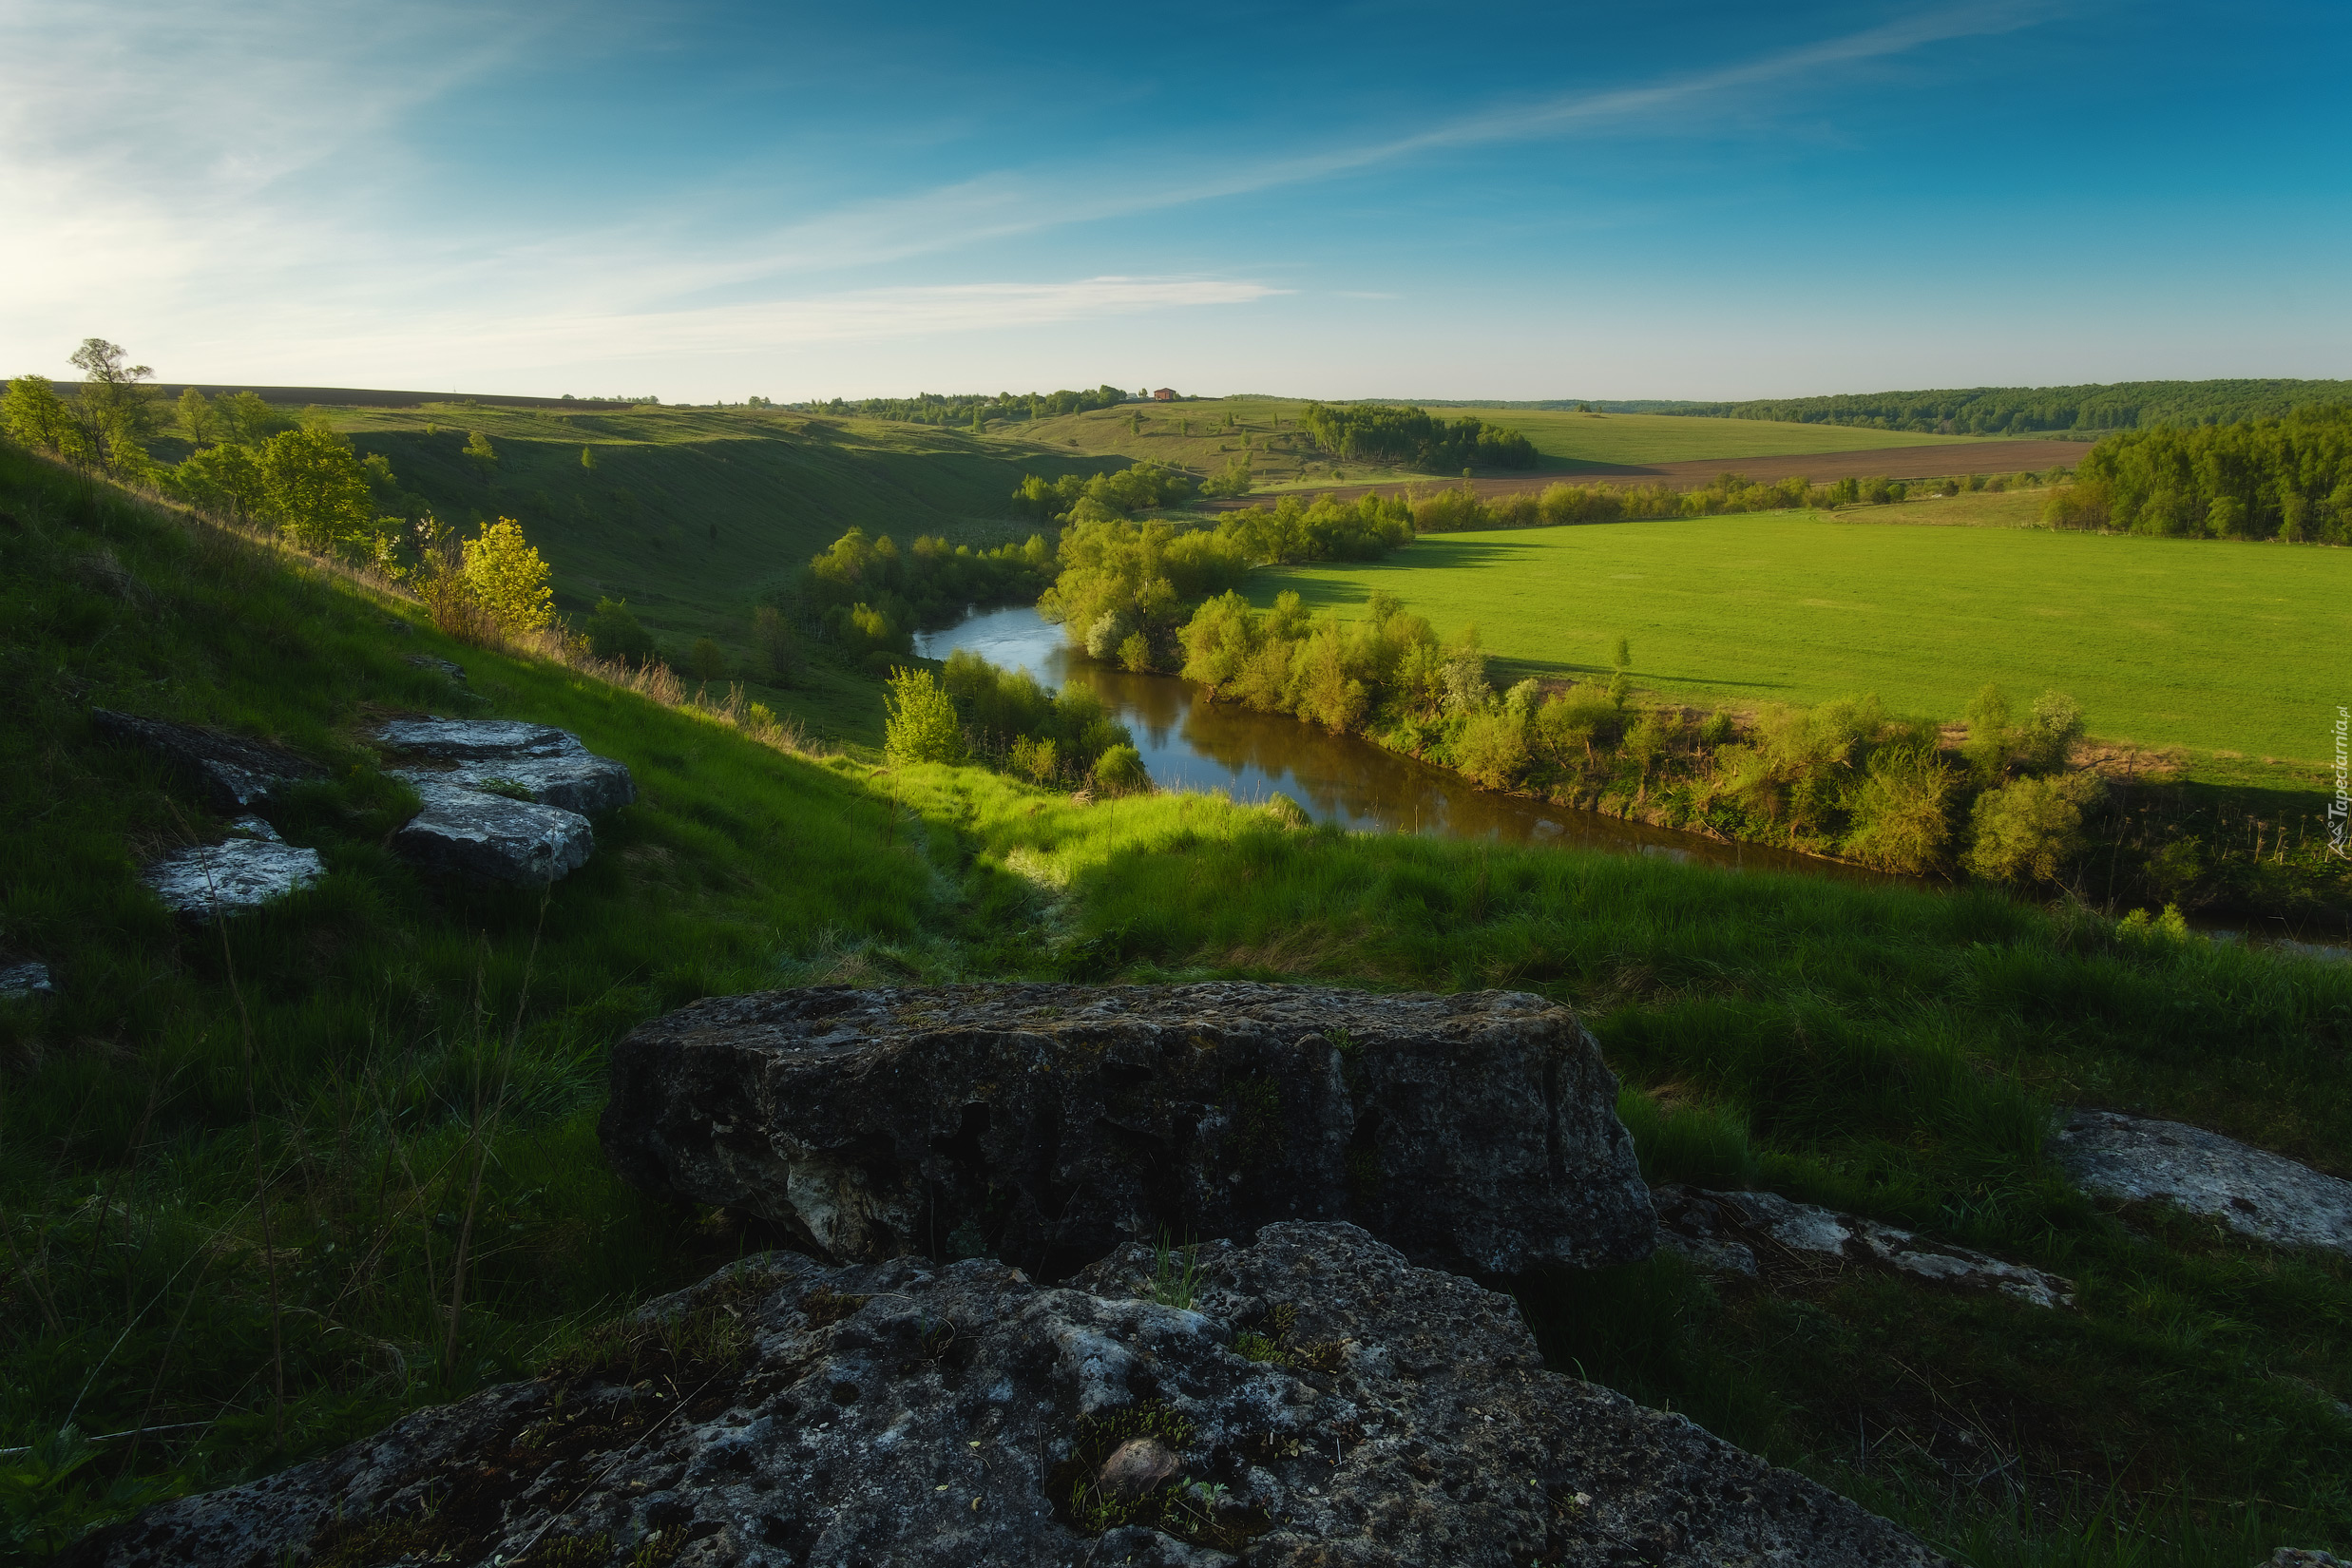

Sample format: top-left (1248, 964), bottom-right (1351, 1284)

top-left (601, 983), bottom-right (1654, 1277)
top-left (377, 718), bottom-right (637, 816)
top-left (375, 717), bottom-right (583, 760)
top-left (62, 1222), bottom-right (1941, 1568)
top-left (142, 836), bottom-right (324, 920)
top-left (391, 775), bottom-right (596, 885)
top-left (2053, 1109), bottom-right (2352, 1257)
top-left (91, 709), bottom-right (322, 813)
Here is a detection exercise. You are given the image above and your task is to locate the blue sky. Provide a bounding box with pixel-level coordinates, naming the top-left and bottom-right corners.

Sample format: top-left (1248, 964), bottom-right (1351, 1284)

top-left (3, 1), bottom-right (2345, 402)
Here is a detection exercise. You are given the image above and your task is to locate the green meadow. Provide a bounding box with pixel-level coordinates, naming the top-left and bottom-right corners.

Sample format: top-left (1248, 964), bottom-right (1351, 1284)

top-left (1253, 508), bottom-right (2352, 763)
top-left (5, 443), bottom-right (2352, 1564)
top-left (1021, 398), bottom-right (1993, 486)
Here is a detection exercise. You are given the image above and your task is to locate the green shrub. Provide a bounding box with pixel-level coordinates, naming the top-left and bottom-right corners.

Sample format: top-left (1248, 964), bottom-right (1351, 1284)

top-left (584, 597), bottom-right (656, 663)
top-left (882, 666), bottom-right (966, 765)
top-left (1843, 745), bottom-right (1957, 873)
top-left (1964, 771), bottom-right (2104, 884)
top-left (1091, 743), bottom-right (1150, 795)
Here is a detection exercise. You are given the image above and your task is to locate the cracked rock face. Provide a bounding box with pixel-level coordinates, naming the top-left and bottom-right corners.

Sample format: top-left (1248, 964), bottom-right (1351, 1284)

top-left (600, 984), bottom-right (1655, 1278)
top-left (391, 775), bottom-right (597, 885)
top-left (375, 718), bottom-right (586, 760)
top-left (378, 719), bottom-right (639, 819)
top-left (1652, 1186), bottom-right (2075, 1310)
top-left (2053, 1110), bottom-right (2352, 1257)
top-left (91, 709), bottom-right (322, 814)
top-left (62, 1222), bottom-right (1941, 1568)
top-left (141, 837), bottom-right (326, 920)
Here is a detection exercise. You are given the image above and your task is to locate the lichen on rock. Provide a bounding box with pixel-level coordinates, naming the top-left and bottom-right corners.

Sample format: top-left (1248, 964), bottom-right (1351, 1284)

top-left (61, 1223), bottom-right (1943, 1568)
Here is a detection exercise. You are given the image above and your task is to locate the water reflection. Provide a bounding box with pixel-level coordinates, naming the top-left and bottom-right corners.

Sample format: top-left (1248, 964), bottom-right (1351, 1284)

top-left (916, 604), bottom-right (1899, 887)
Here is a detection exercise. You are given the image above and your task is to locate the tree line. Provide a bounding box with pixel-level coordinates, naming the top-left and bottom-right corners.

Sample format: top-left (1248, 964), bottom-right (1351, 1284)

top-left (5, 339), bottom-right (572, 655)
top-left (1036, 493), bottom-right (1415, 674)
top-left (792, 526), bottom-right (1057, 662)
top-left (791, 384), bottom-right (1144, 430)
top-left (1170, 586), bottom-right (2105, 884)
top-left (2042, 405), bottom-right (2352, 541)
top-left (1372, 468), bottom-right (2058, 532)
top-left (1299, 403), bottom-right (1539, 470)
top-left (1012, 463), bottom-right (1197, 522)
top-left (1652, 379), bottom-right (2352, 436)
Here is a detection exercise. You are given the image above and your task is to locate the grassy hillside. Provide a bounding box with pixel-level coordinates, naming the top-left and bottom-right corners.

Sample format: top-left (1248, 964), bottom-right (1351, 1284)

top-left (150, 401), bottom-right (1115, 660)
top-left (1252, 508), bottom-right (2352, 764)
top-left (5, 443), bottom-right (2351, 1565)
top-left (1025, 399), bottom-right (1992, 491)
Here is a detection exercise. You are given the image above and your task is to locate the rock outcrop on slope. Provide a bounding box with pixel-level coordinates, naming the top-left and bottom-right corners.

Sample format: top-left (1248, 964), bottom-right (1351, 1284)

top-left (376, 718), bottom-right (637, 816)
top-left (91, 709), bottom-right (323, 813)
top-left (600, 983), bottom-right (1655, 1278)
top-left (0, 960), bottom-right (54, 1000)
top-left (140, 816), bottom-right (325, 920)
top-left (1653, 1185), bottom-right (2075, 1310)
top-left (63, 1222), bottom-right (1943, 1568)
top-left (2054, 1109), bottom-right (2352, 1257)
top-left (375, 719), bottom-right (636, 883)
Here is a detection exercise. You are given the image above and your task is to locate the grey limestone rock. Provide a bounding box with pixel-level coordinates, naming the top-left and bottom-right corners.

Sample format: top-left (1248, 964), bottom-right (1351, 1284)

top-left (377, 718), bottom-right (637, 816)
top-left (402, 653), bottom-right (468, 682)
top-left (2053, 1108), bottom-right (2352, 1257)
top-left (1652, 1186), bottom-right (2075, 1310)
top-left (376, 717), bottom-right (587, 760)
top-left (91, 709), bottom-right (322, 814)
top-left (142, 838), bottom-right (325, 920)
top-left (0, 961), bottom-right (55, 1001)
top-left (391, 775), bottom-right (596, 885)
top-left (600, 983), bottom-right (1655, 1278)
top-left (61, 1222), bottom-right (1942, 1568)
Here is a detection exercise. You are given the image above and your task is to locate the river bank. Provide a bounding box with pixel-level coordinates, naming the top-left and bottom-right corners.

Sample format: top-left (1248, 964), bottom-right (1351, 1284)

top-left (917, 602), bottom-right (2351, 951)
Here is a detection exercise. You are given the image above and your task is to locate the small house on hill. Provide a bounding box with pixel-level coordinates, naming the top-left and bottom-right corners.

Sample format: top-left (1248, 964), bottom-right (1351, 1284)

top-left (1151, 388), bottom-right (1176, 401)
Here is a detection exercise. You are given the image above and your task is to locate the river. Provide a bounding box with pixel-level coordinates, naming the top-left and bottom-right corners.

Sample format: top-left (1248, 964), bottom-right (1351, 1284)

top-left (915, 603), bottom-right (1905, 888)
top-left (918, 604), bottom-right (2351, 961)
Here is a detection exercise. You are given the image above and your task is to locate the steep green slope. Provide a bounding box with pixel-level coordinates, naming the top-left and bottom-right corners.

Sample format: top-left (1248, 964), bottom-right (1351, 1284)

top-left (4, 442), bottom-right (2350, 1565)
top-left (1023, 398), bottom-right (1986, 491)
top-left (225, 403), bottom-right (1110, 654)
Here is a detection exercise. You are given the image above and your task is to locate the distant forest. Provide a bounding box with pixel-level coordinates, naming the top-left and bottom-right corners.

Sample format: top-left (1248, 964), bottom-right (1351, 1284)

top-left (788, 385), bottom-right (1146, 427)
top-left (2048, 405), bottom-right (2351, 541)
top-left (1301, 403), bottom-right (1539, 470)
top-left (1371, 380), bottom-right (2352, 436)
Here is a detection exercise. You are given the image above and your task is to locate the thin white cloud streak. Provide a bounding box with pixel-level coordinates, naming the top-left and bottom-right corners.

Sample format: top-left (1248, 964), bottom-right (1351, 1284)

top-left (0, 1), bottom-right (2056, 390)
top-left (297, 277), bottom-right (1288, 376)
top-left (655, 2), bottom-right (2056, 293)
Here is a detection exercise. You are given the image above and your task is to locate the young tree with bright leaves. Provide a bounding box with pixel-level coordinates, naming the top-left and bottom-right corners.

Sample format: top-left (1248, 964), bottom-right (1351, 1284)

top-left (459, 517), bottom-right (555, 632)
top-left (882, 667), bottom-right (966, 766)
top-left (1, 374), bottom-right (93, 465)
top-left (259, 428), bottom-right (376, 552)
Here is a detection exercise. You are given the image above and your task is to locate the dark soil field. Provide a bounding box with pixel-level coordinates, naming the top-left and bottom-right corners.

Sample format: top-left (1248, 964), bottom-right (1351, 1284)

top-left (1204, 437), bottom-right (2089, 509)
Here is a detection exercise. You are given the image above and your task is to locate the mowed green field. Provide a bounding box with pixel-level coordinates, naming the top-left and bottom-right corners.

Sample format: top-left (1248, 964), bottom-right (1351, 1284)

top-left (1255, 511), bottom-right (2352, 761)
top-left (1024, 399), bottom-right (1991, 485)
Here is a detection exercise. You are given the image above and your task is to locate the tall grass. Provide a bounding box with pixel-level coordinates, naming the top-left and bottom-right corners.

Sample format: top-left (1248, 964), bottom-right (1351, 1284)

top-left (4, 441), bottom-right (2349, 1563)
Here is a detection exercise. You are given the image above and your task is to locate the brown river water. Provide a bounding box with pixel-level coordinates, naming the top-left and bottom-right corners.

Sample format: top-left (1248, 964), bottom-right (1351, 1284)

top-left (916, 604), bottom-right (1903, 888)
top-left (918, 605), bottom-right (2349, 961)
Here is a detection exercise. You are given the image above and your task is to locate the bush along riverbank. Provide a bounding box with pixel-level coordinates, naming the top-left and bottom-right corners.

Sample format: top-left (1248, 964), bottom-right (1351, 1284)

top-left (1124, 583), bottom-right (2345, 922)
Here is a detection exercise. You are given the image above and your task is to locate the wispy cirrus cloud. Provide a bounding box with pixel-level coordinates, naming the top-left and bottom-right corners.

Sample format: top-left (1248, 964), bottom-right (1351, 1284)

top-left (0, 1), bottom-right (2061, 392)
